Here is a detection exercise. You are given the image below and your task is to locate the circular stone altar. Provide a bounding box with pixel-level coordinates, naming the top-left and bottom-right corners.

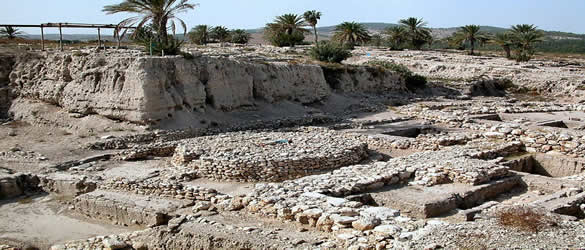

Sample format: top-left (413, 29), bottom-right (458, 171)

top-left (171, 128), bottom-right (368, 182)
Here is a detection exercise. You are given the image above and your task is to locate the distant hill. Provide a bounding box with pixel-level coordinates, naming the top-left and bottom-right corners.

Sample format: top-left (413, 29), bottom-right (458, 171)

top-left (248, 22), bottom-right (585, 53)
top-left (19, 22), bottom-right (585, 53)
top-left (249, 23), bottom-right (584, 40)
top-left (26, 23), bottom-right (584, 42)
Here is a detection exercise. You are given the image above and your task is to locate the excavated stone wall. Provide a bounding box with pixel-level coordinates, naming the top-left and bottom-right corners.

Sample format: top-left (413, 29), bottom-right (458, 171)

top-left (8, 51), bottom-right (406, 124)
top-left (322, 65), bottom-right (405, 93)
top-left (73, 191), bottom-right (177, 227)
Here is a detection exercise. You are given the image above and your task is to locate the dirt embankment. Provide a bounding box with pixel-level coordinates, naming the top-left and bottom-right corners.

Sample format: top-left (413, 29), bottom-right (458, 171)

top-left (7, 51), bottom-right (408, 126)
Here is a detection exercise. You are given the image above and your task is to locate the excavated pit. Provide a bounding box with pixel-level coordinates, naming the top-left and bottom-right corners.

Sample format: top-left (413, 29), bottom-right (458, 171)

top-left (504, 153), bottom-right (585, 177)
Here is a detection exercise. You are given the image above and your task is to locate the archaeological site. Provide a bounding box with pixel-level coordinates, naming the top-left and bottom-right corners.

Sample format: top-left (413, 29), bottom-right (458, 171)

top-left (1, 1), bottom-right (585, 249)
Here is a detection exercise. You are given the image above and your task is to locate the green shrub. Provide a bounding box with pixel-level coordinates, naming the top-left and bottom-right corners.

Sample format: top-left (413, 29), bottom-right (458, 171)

top-left (309, 42), bottom-right (352, 63)
top-left (132, 25), bottom-right (184, 55)
top-left (404, 74), bottom-right (428, 89)
top-left (188, 25), bottom-right (210, 45)
top-left (266, 30), bottom-right (306, 47)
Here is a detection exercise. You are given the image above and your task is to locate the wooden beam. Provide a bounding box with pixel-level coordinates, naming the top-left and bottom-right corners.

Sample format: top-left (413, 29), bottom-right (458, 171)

top-left (0, 23), bottom-right (135, 29)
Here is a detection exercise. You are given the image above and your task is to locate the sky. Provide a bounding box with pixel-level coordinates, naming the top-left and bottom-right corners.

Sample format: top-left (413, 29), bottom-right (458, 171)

top-left (1, 0), bottom-right (584, 36)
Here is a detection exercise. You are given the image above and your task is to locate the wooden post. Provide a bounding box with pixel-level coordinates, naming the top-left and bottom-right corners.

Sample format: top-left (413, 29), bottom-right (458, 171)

top-left (58, 23), bottom-right (63, 51)
top-left (115, 29), bottom-right (121, 49)
top-left (97, 27), bottom-right (101, 50)
top-left (40, 24), bottom-right (45, 51)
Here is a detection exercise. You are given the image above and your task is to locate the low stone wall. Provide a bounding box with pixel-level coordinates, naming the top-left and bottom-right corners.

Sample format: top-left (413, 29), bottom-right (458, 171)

top-left (171, 128), bottom-right (369, 182)
top-left (100, 178), bottom-right (220, 202)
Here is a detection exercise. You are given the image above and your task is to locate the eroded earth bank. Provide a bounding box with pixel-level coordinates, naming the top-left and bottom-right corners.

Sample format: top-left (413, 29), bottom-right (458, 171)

top-left (1, 47), bottom-right (585, 249)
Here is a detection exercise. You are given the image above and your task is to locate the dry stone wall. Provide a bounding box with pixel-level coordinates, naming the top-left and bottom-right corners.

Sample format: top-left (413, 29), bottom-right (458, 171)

top-left (171, 128), bottom-right (369, 182)
top-left (8, 51), bottom-right (406, 125)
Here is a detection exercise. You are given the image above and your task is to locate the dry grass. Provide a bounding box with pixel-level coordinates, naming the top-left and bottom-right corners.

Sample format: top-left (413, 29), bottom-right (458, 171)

top-left (497, 206), bottom-right (555, 233)
top-left (455, 232), bottom-right (489, 250)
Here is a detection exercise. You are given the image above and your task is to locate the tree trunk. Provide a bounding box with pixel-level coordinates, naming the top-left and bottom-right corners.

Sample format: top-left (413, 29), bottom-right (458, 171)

top-left (470, 40), bottom-right (475, 55)
top-left (156, 17), bottom-right (169, 46)
top-left (503, 45), bottom-right (511, 58)
top-left (313, 26), bottom-right (318, 47)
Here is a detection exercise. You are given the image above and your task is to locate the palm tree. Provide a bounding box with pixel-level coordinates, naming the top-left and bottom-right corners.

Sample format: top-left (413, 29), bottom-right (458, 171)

top-left (511, 24), bottom-right (538, 34)
top-left (211, 26), bottom-right (230, 44)
top-left (272, 14), bottom-right (308, 35)
top-left (452, 25), bottom-right (488, 55)
top-left (0, 26), bottom-right (24, 39)
top-left (230, 29), bottom-right (251, 44)
top-left (189, 25), bottom-right (211, 45)
top-left (369, 34), bottom-right (383, 48)
top-left (333, 22), bottom-right (371, 48)
top-left (510, 24), bottom-right (544, 61)
top-left (103, 0), bottom-right (197, 45)
top-left (512, 27), bottom-right (544, 62)
top-left (265, 13), bottom-right (309, 47)
top-left (399, 17), bottom-right (432, 49)
top-left (303, 10), bottom-right (322, 46)
top-left (491, 32), bottom-right (514, 58)
top-left (384, 26), bottom-right (408, 50)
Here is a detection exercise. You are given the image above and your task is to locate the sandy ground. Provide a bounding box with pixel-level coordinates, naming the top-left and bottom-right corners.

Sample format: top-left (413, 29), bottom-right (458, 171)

top-left (187, 179), bottom-right (258, 197)
top-left (0, 195), bottom-right (133, 249)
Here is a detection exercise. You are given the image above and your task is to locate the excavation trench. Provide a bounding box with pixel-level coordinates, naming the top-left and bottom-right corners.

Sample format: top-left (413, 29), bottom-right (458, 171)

top-left (504, 153), bottom-right (585, 177)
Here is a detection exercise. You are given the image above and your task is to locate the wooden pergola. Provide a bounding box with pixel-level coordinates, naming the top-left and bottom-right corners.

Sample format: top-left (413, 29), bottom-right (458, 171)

top-left (0, 23), bottom-right (135, 51)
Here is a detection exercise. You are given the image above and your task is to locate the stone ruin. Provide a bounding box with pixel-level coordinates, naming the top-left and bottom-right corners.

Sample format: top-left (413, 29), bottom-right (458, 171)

top-left (1, 47), bottom-right (585, 249)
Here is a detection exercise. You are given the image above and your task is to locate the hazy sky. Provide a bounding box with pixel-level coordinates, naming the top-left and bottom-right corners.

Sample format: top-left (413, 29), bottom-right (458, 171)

top-left (2, 0), bottom-right (584, 35)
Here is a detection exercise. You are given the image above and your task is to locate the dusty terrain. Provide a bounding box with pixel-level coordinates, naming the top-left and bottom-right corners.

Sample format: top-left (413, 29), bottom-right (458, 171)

top-left (1, 45), bottom-right (585, 250)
